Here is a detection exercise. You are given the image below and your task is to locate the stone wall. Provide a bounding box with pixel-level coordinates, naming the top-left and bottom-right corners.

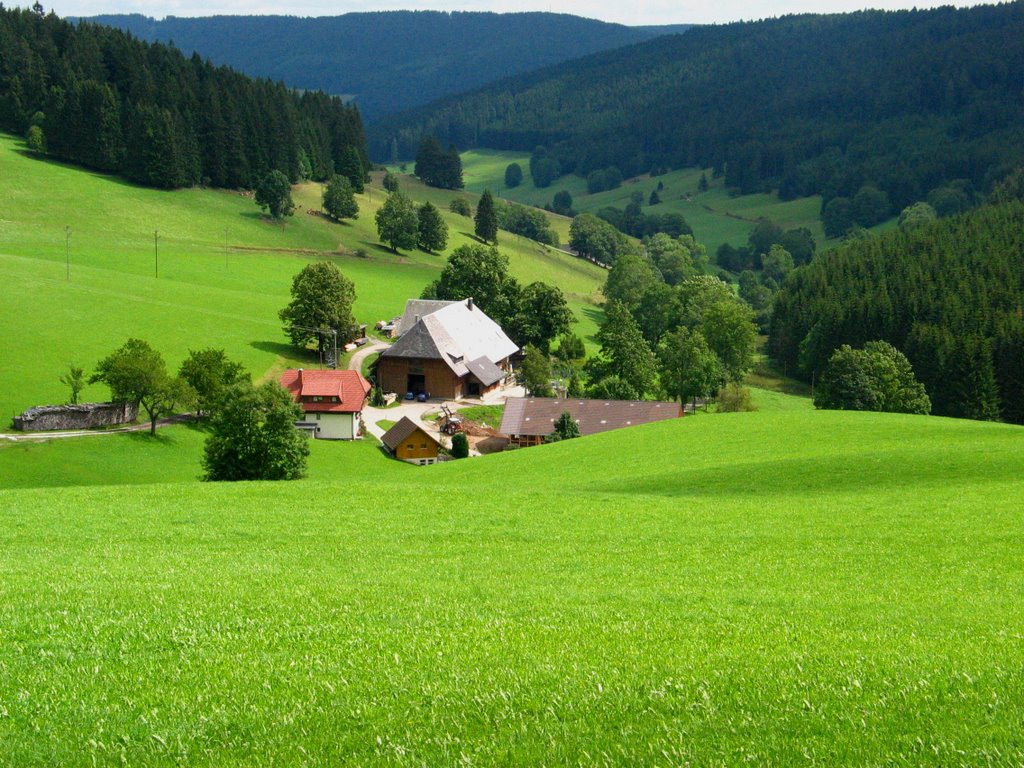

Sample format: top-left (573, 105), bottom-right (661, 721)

top-left (12, 402), bottom-right (139, 432)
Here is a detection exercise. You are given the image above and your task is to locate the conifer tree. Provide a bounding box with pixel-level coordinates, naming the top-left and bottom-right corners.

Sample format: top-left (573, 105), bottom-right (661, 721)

top-left (474, 189), bottom-right (499, 244)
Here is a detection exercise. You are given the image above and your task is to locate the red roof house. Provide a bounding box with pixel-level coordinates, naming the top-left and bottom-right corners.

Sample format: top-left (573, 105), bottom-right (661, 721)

top-left (280, 368), bottom-right (372, 439)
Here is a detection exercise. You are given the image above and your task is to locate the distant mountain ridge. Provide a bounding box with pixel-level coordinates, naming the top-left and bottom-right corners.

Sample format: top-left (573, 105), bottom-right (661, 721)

top-left (80, 12), bottom-right (687, 121)
top-left (373, 4), bottom-right (1024, 215)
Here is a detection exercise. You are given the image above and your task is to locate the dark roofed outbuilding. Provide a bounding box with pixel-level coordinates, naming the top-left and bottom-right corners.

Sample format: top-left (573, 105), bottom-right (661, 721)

top-left (500, 397), bottom-right (683, 447)
top-left (381, 416), bottom-right (442, 465)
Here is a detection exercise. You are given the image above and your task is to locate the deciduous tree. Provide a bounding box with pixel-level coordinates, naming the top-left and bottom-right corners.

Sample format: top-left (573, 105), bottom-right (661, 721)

top-left (255, 170), bottom-right (294, 219)
top-left (203, 380), bottom-right (309, 481)
top-left (375, 191), bottom-right (419, 252)
top-left (417, 201), bottom-right (448, 252)
top-left (178, 348), bottom-right (248, 417)
top-left (279, 262), bottom-right (358, 354)
top-left (90, 338), bottom-right (194, 435)
top-left (322, 174), bottom-right (359, 221)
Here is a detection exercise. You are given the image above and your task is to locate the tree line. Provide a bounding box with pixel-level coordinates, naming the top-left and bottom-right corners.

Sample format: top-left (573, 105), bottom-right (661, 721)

top-left (0, 5), bottom-right (367, 189)
top-left (374, 5), bottom-right (1024, 224)
top-left (769, 200), bottom-right (1024, 423)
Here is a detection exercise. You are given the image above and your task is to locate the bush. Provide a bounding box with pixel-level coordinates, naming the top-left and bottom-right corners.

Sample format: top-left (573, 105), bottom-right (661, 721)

top-left (451, 431), bottom-right (469, 458)
top-left (717, 383), bottom-right (757, 412)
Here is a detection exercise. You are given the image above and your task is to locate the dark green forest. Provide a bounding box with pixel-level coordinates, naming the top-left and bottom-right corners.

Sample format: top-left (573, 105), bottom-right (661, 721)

top-left (80, 12), bottom-right (673, 122)
top-left (769, 201), bottom-right (1024, 423)
top-left (0, 6), bottom-right (367, 189)
top-left (375, 4), bottom-right (1024, 215)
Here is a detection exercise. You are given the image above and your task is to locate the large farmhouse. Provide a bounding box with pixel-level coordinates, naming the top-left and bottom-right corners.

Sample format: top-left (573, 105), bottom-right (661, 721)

top-left (377, 298), bottom-right (518, 400)
top-left (280, 368), bottom-right (371, 440)
top-left (500, 397), bottom-right (683, 447)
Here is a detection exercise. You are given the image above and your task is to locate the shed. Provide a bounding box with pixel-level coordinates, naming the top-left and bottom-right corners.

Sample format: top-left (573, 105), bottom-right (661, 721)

top-left (381, 416), bottom-right (442, 465)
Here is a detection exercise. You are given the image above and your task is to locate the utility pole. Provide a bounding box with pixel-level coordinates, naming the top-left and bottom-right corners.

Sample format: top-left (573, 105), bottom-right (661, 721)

top-left (154, 230), bottom-right (159, 278)
top-left (64, 226), bottom-right (71, 280)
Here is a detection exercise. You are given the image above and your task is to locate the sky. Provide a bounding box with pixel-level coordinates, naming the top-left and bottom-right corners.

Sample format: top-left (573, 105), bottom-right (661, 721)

top-left (51, 0), bottom-right (986, 27)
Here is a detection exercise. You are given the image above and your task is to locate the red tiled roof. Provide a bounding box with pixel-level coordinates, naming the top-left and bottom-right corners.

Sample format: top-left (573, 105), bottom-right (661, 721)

top-left (280, 369), bottom-right (371, 413)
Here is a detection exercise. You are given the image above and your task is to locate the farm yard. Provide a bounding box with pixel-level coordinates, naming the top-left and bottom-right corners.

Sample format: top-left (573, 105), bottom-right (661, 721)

top-left (0, 133), bottom-right (605, 422)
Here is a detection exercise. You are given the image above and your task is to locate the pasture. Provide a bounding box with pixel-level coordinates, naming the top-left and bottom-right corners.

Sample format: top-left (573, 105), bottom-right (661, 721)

top-left (1, 409), bottom-right (1022, 764)
top-left (459, 149), bottom-right (899, 257)
top-left (0, 135), bottom-right (604, 422)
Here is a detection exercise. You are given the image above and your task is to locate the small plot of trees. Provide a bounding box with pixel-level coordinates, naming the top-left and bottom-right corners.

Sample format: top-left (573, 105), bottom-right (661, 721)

top-left (814, 342), bottom-right (931, 415)
top-left (497, 202), bottom-right (558, 246)
top-left (90, 339), bottom-right (194, 435)
top-left (529, 146), bottom-right (561, 188)
top-left (322, 174), bottom-right (359, 221)
top-left (203, 381), bottom-right (309, 481)
top-left (504, 162), bottom-right (523, 188)
top-left (549, 190), bottom-right (575, 217)
top-left (279, 262), bottom-right (358, 355)
top-left (382, 171), bottom-right (400, 192)
top-left (414, 136), bottom-right (463, 190)
top-left (596, 193), bottom-right (692, 240)
top-left (375, 191), bottom-right (419, 252)
top-left (422, 244), bottom-right (574, 353)
top-left (569, 214), bottom-right (631, 266)
top-left (255, 170), bottom-right (295, 219)
top-left (449, 197), bottom-right (472, 216)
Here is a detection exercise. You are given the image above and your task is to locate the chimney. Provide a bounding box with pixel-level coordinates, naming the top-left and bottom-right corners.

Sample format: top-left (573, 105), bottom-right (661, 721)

top-left (467, 297), bottom-right (474, 310)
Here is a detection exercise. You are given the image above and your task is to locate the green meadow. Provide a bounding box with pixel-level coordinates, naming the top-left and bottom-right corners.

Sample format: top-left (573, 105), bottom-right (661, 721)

top-left (2, 409), bottom-right (1023, 764)
top-left (0, 134), bottom-right (604, 421)
top-left (460, 149), bottom-right (899, 257)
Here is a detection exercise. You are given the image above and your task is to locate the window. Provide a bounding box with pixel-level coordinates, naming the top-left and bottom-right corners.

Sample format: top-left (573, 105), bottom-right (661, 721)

top-left (316, 413), bottom-right (321, 421)
top-left (407, 443), bottom-right (414, 450)
top-left (420, 443), bottom-right (427, 449)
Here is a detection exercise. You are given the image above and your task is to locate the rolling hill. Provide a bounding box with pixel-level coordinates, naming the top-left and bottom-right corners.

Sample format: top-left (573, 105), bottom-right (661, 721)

top-left (374, 4), bottom-right (1024, 221)
top-left (81, 12), bottom-right (685, 121)
top-left (1, 409), bottom-right (1022, 763)
top-left (0, 132), bottom-right (605, 422)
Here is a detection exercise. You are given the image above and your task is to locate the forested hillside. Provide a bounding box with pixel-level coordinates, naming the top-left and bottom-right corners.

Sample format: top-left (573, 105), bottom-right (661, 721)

top-left (769, 201), bottom-right (1024, 423)
top-left (82, 12), bottom-right (672, 121)
top-left (0, 6), bottom-right (366, 189)
top-left (375, 4), bottom-right (1024, 216)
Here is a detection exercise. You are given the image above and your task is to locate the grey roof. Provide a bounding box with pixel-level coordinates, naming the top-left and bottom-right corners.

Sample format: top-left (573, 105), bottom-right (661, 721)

top-left (465, 356), bottom-right (505, 387)
top-left (500, 397), bottom-right (682, 438)
top-left (395, 300), bottom-right (457, 337)
top-left (381, 298), bottom-right (518, 378)
top-left (380, 416), bottom-right (439, 451)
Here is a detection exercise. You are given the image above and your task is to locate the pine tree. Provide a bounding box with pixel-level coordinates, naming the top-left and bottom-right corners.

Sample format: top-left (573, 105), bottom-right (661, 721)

top-left (338, 145), bottom-right (365, 193)
top-left (474, 189), bottom-right (499, 244)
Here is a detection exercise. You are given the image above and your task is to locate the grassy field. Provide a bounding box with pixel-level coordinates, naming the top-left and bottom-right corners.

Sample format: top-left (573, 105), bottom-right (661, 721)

top-left (2, 408), bottom-right (1022, 764)
top-left (460, 149), bottom-right (903, 258)
top-left (0, 427), bottom-right (406, 488)
top-left (0, 134), bottom-right (604, 422)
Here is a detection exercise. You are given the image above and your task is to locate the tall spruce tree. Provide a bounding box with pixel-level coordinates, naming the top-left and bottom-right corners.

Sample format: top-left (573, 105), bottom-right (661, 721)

top-left (417, 202), bottom-right (448, 252)
top-left (474, 189), bottom-right (499, 244)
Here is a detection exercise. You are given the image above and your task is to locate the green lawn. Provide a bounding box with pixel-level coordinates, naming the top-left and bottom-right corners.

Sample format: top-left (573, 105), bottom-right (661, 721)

top-left (0, 426), bottom-right (406, 488)
top-left (0, 135), bottom-right (605, 421)
top-left (2, 409), bottom-right (1023, 764)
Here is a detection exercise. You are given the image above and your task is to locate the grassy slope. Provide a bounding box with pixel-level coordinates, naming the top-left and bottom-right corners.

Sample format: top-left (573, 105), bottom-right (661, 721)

top-left (0, 135), bottom-right (604, 421)
top-left (2, 409), bottom-right (1022, 764)
top-left (461, 149), bottom-right (898, 258)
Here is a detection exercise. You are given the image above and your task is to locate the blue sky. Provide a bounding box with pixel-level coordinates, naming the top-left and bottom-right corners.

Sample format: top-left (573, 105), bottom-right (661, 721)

top-left (53, 0), bottom-right (985, 26)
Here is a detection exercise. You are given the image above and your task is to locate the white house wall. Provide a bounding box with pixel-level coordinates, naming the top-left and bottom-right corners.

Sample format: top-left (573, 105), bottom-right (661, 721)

top-left (305, 411), bottom-right (358, 440)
